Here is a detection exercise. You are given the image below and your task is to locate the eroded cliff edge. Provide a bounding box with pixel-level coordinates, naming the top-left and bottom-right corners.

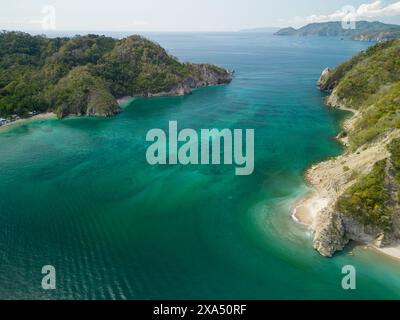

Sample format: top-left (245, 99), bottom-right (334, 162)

top-left (298, 40), bottom-right (400, 257)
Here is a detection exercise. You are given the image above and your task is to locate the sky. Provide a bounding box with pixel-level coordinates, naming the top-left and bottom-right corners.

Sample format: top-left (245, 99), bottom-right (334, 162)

top-left (0, 0), bottom-right (400, 32)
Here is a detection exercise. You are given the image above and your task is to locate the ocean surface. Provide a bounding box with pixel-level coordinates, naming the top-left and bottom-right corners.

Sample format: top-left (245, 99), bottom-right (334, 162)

top-left (1, 33), bottom-right (400, 300)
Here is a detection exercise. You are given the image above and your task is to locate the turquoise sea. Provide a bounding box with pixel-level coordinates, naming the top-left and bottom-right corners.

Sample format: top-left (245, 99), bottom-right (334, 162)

top-left (1, 33), bottom-right (400, 300)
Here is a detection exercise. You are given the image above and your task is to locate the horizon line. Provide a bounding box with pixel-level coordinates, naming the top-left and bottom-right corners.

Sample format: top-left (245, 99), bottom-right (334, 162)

top-left (2, 19), bottom-right (399, 35)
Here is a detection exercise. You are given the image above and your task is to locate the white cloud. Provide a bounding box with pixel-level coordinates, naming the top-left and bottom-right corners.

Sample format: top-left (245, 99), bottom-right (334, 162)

top-left (285, 1), bottom-right (400, 27)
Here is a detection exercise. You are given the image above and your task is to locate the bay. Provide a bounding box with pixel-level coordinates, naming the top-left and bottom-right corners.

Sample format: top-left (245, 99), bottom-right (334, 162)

top-left (1, 33), bottom-right (399, 299)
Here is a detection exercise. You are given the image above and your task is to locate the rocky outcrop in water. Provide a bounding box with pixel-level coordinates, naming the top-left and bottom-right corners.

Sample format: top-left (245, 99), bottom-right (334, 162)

top-left (136, 64), bottom-right (233, 98)
top-left (313, 209), bottom-right (348, 257)
top-left (317, 68), bottom-right (332, 89)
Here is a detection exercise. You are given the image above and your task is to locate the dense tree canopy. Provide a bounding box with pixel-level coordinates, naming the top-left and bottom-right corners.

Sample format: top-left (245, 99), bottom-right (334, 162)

top-left (319, 40), bottom-right (400, 149)
top-left (0, 31), bottom-right (230, 118)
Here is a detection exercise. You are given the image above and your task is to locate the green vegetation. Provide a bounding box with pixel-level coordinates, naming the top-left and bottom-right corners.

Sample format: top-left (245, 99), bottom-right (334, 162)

top-left (94, 36), bottom-right (189, 97)
top-left (322, 41), bottom-right (400, 233)
top-left (50, 66), bottom-right (118, 118)
top-left (336, 160), bottom-right (392, 231)
top-left (351, 82), bottom-right (400, 148)
top-left (275, 21), bottom-right (400, 42)
top-left (336, 139), bottom-right (400, 231)
top-left (0, 31), bottom-right (231, 118)
top-left (319, 40), bottom-right (400, 149)
top-left (0, 32), bottom-right (116, 118)
top-left (333, 41), bottom-right (400, 109)
top-left (389, 138), bottom-right (400, 186)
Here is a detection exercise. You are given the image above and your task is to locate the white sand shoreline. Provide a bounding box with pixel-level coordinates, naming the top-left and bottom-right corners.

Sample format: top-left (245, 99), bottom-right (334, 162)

top-left (292, 190), bottom-right (400, 261)
top-left (292, 191), bottom-right (330, 227)
top-left (0, 112), bottom-right (56, 131)
top-left (292, 102), bottom-right (400, 261)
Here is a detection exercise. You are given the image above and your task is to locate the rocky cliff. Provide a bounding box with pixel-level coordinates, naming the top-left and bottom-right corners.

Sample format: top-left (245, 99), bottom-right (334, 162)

top-left (134, 63), bottom-right (233, 98)
top-left (309, 130), bottom-right (400, 256)
top-left (303, 40), bottom-right (400, 257)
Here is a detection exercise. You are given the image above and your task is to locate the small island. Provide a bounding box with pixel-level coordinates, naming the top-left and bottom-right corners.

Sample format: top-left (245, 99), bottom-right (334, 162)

top-left (295, 40), bottom-right (400, 258)
top-left (0, 31), bottom-right (232, 122)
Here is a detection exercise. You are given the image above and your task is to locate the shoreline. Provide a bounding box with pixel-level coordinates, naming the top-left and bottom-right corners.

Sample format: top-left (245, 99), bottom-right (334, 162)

top-left (292, 104), bottom-right (357, 226)
top-left (292, 191), bottom-right (330, 227)
top-left (293, 184), bottom-right (400, 261)
top-left (292, 104), bottom-right (400, 262)
top-left (0, 112), bottom-right (57, 131)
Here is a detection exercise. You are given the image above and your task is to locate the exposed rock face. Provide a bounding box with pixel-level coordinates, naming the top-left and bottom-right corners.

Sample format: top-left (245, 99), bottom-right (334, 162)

top-left (187, 63), bottom-right (234, 87)
top-left (314, 205), bottom-right (400, 257)
top-left (303, 80), bottom-right (400, 256)
top-left (313, 209), bottom-right (347, 257)
top-left (301, 42), bottom-right (400, 258)
top-left (177, 64), bottom-right (232, 95)
top-left (317, 68), bottom-right (341, 93)
top-left (308, 122), bottom-right (400, 257)
top-left (317, 68), bottom-right (332, 89)
top-left (129, 64), bottom-right (233, 98)
top-left (313, 207), bottom-right (388, 257)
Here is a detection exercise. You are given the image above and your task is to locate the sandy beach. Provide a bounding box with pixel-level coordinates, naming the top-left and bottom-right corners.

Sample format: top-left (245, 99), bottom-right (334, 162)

top-left (292, 192), bottom-right (330, 227)
top-left (293, 190), bottom-right (400, 261)
top-left (117, 97), bottom-right (133, 106)
top-left (293, 170), bottom-right (400, 262)
top-left (0, 112), bottom-right (56, 131)
top-left (290, 99), bottom-right (400, 261)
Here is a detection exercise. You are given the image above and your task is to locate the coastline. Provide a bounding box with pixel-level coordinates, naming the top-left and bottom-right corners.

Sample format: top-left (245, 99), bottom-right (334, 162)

top-left (292, 104), bottom-right (357, 227)
top-left (0, 112), bottom-right (56, 131)
top-left (293, 171), bottom-right (400, 262)
top-left (0, 81), bottom-right (229, 133)
top-left (292, 104), bottom-right (400, 261)
top-left (292, 191), bottom-right (330, 227)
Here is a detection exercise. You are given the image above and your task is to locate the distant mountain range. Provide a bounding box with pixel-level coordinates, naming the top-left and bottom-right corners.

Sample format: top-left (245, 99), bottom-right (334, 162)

top-left (274, 21), bottom-right (400, 42)
top-left (239, 27), bottom-right (280, 33)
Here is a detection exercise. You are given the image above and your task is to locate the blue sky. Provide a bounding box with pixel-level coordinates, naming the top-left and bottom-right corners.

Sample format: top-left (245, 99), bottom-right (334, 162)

top-left (1, 0), bottom-right (400, 31)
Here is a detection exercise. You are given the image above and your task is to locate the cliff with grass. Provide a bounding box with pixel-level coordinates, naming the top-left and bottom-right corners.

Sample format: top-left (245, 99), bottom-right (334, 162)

top-left (310, 40), bottom-right (400, 256)
top-left (0, 32), bottom-right (232, 119)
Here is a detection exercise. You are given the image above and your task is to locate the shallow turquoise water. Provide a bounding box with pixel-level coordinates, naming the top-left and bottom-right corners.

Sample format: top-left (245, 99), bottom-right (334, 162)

top-left (1, 33), bottom-right (400, 299)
